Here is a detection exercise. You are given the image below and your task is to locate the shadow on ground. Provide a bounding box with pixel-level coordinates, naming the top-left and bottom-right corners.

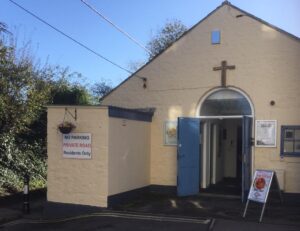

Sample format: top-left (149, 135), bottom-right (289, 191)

top-left (0, 189), bottom-right (45, 224)
top-left (110, 192), bottom-right (300, 226)
top-left (1, 189), bottom-right (300, 227)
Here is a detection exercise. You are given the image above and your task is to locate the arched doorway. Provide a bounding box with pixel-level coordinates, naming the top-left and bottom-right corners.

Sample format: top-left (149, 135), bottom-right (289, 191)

top-left (198, 88), bottom-right (254, 117)
top-left (177, 88), bottom-right (253, 200)
top-left (198, 88), bottom-right (253, 200)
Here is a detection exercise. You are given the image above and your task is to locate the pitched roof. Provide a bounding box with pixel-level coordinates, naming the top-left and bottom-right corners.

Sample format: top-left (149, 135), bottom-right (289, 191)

top-left (223, 1), bottom-right (299, 42)
top-left (101, 1), bottom-right (299, 102)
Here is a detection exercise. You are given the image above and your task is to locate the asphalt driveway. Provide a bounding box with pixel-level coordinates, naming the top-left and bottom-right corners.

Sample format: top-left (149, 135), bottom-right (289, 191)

top-left (2, 213), bottom-right (211, 231)
top-left (1, 189), bottom-right (300, 230)
top-left (2, 214), bottom-right (299, 231)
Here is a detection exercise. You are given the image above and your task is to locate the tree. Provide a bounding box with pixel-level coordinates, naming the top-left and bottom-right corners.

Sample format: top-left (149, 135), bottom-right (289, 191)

top-left (0, 22), bottom-right (9, 34)
top-left (0, 26), bottom-right (51, 193)
top-left (0, 36), bottom-right (51, 136)
top-left (127, 60), bottom-right (146, 72)
top-left (0, 22), bottom-right (93, 195)
top-left (91, 80), bottom-right (113, 103)
top-left (146, 19), bottom-right (187, 59)
top-left (50, 71), bottom-right (92, 105)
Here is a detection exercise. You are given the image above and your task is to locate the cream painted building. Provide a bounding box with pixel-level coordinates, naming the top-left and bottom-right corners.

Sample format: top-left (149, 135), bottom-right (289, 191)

top-left (47, 1), bottom-right (300, 208)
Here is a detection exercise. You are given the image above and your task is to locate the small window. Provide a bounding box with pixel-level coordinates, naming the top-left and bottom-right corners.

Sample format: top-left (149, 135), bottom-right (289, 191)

top-left (281, 126), bottom-right (300, 156)
top-left (211, 30), bottom-right (221, 44)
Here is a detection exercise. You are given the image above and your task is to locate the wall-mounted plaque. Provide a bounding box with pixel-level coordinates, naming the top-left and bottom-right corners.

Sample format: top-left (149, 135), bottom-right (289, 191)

top-left (164, 121), bottom-right (177, 146)
top-left (255, 120), bottom-right (277, 147)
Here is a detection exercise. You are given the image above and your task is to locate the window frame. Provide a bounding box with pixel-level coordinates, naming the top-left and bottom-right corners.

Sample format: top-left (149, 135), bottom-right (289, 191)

top-left (280, 125), bottom-right (300, 157)
top-left (211, 30), bottom-right (221, 44)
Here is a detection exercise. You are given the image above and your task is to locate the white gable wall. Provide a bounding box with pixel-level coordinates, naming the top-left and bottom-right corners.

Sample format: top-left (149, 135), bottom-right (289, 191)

top-left (103, 4), bottom-right (300, 192)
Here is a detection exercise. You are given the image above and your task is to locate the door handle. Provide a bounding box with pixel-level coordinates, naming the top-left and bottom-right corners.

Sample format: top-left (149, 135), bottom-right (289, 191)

top-left (178, 144), bottom-right (184, 158)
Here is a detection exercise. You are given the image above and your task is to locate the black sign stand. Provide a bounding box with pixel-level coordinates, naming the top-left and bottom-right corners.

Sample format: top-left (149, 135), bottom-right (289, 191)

top-left (243, 170), bottom-right (283, 222)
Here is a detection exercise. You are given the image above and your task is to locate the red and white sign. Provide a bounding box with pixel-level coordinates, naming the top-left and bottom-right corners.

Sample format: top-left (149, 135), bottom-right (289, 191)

top-left (62, 133), bottom-right (92, 159)
top-left (248, 170), bottom-right (274, 203)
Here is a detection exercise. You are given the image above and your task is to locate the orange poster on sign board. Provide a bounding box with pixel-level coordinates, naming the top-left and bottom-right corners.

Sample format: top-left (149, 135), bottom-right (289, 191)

top-left (248, 170), bottom-right (274, 203)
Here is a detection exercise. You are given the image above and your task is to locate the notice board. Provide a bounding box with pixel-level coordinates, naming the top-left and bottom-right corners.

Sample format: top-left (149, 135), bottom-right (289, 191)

top-left (255, 120), bottom-right (277, 147)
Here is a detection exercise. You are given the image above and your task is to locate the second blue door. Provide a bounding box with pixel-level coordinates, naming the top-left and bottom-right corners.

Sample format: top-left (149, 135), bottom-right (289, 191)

top-left (242, 116), bottom-right (252, 202)
top-left (177, 117), bottom-right (201, 196)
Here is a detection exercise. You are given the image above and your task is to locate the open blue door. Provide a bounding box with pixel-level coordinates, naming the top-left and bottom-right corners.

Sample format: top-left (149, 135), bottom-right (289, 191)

top-left (242, 116), bottom-right (252, 202)
top-left (177, 117), bottom-right (200, 196)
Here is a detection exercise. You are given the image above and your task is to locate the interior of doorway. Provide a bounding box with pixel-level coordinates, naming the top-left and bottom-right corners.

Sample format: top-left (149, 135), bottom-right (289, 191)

top-left (200, 118), bottom-right (243, 196)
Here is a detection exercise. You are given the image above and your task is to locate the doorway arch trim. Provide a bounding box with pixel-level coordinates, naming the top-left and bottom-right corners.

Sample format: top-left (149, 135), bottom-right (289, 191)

top-left (195, 87), bottom-right (255, 119)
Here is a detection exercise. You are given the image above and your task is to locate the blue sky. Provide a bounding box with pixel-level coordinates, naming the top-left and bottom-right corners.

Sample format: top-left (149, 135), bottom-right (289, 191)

top-left (1, 0), bottom-right (299, 87)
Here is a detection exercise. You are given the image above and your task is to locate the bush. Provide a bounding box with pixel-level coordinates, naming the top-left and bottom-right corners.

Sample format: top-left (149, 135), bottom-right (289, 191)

top-left (0, 133), bottom-right (46, 195)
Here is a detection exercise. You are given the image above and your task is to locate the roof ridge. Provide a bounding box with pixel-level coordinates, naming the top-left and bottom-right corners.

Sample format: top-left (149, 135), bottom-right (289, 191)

top-left (222, 1), bottom-right (231, 5)
top-left (227, 2), bottom-right (300, 42)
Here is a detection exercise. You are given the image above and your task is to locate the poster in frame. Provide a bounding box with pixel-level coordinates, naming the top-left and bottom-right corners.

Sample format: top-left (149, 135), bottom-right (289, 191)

top-left (164, 121), bottom-right (177, 146)
top-left (255, 120), bottom-right (277, 147)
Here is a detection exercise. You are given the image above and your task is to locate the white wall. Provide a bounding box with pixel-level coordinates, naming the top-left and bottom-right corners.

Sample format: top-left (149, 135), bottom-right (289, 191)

top-left (202, 120), bottom-right (223, 186)
top-left (222, 119), bottom-right (242, 178)
top-left (108, 118), bottom-right (151, 195)
top-left (210, 123), bottom-right (217, 184)
top-left (201, 121), bottom-right (210, 188)
top-left (47, 106), bottom-right (109, 207)
top-left (214, 123), bottom-right (224, 183)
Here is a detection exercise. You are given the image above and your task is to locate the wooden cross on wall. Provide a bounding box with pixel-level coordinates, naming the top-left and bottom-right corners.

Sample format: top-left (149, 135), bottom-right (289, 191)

top-left (213, 60), bottom-right (236, 87)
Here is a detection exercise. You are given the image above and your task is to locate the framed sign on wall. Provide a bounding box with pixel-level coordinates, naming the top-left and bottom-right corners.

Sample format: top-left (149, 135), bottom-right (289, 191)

top-left (164, 121), bottom-right (177, 146)
top-left (62, 133), bottom-right (92, 159)
top-left (255, 120), bottom-right (277, 147)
